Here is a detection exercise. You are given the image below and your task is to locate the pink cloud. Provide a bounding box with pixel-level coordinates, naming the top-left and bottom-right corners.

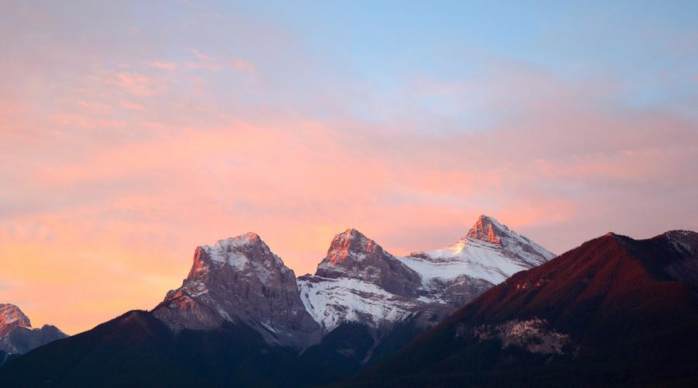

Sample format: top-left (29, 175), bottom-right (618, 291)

top-left (108, 72), bottom-right (160, 96)
top-left (149, 61), bottom-right (177, 71)
top-left (186, 50), bottom-right (224, 71)
top-left (230, 58), bottom-right (256, 74)
top-left (120, 100), bottom-right (145, 111)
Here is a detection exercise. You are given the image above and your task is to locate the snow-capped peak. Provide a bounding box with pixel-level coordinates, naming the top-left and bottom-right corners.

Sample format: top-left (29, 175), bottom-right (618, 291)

top-left (0, 304), bottom-right (32, 337)
top-left (201, 232), bottom-right (264, 260)
top-left (301, 228), bottom-right (429, 332)
top-left (402, 215), bottom-right (555, 288)
top-left (459, 215), bottom-right (555, 267)
top-left (316, 229), bottom-right (420, 291)
top-left (194, 232), bottom-right (285, 273)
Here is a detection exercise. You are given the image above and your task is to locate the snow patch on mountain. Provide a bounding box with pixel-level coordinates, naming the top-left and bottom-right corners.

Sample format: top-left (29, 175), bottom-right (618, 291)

top-left (298, 276), bottom-right (415, 331)
top-left (403, 215), bottom-right (555, 286)
top-left (199, 232), bottom-right (288, 284)
top-left (664, 230), bottom-right (697, 254)
top-left (401, 239), bottom-right (525, 286)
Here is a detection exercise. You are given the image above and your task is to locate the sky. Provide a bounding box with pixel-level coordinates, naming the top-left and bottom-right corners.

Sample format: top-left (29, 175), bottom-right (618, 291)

top-left (1, 1), bottom-right (697, 334)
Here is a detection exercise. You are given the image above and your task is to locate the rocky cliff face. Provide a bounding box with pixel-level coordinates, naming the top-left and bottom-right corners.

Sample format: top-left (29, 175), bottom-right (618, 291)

top-left (466, 215), bottom-right (554, 267)
top-left (300, 230), bottom-right (421, 332)
top-left (0, 304), bottom-right (31, 337)
top-left (152, 233), bottom-right (320, 348)
top-left (0, 304), bottom-right (65, 356)
top-left (316, 229), bottom-right (422, 297)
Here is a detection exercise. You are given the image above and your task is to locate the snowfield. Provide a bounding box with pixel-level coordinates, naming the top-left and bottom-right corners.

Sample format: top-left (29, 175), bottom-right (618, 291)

top-left (298, 276), bottom-right (415, 331)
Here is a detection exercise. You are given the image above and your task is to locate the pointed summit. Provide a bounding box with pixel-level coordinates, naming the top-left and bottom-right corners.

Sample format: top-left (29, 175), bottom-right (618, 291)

top-left (403, 215), bottom-right (555, 287)
top-left (334, 228), bottom-right (368, 242)
top-left (465, 215), bottom-right (510, 245)
top-left (0, 304), bottom-right (31, 336)
top-left (325, 228), bottom-right (382, 266)
top-left (330, 228), bottom-right (371, 246)
top-left (314, 228), bottom-right (421, 296)
top-left (462, 214), bottom-right (554, 266)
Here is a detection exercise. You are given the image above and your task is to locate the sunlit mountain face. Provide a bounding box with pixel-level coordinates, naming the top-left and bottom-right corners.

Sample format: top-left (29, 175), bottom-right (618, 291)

top-left (0, 216), bottom-right (558, 386)
top-left (2, 1), bottom-right (698, 387)
top-left (3, 221), bottom-right (698, 386)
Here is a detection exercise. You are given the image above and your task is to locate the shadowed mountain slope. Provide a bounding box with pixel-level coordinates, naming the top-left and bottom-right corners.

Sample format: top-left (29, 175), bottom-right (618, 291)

top-left (354, 230), bottom-right (698, 387)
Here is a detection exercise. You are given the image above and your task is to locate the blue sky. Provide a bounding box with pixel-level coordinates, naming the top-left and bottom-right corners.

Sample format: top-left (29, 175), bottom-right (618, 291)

top-left (229, 0), bottom-right (698, 112)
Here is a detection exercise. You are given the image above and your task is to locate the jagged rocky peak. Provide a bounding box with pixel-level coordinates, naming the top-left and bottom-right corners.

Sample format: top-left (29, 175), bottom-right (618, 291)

top-left (325, 228), bottom-right (384, 265)
top-left (402, 215), bottom-right (555, 292)
top-left (466, 215), bottom-right (509, 244)
top-left (465, 214), bottom-right (538, 246)
top-left (153, 232), bottom-right (320, 349)
top-left (299, 229), bottom-right (422, 332)
top-left (314, 228), bottom-right (421, 295)
top-left (0, 304), bottom-right (66, 356)
top-left (189, 232), bottom-right (290, 279)
top-left (0, 304), bottom-right (31, 336)
top-left (461, 214), bottom-right (555, 266)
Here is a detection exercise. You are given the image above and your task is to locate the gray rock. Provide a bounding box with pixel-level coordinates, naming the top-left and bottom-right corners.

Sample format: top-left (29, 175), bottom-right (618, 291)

top-left (0, 303), bottom-right (66, 356)
top-left (153, 233), bottom-right (321, 349)
top-left (316, 229), bottom-right (422, 297)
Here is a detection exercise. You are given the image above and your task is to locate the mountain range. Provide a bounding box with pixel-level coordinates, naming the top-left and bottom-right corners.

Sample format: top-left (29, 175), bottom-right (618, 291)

top-left (353, 230), bottom-right (698, 387)
top-left (1, 216), bottom-right (697, 387)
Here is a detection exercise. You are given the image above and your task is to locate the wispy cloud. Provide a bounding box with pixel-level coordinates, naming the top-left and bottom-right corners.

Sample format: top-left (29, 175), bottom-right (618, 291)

top-left (107, 72), bottom-right (160, 97)
top-left (149, 61), bottom-right (177, 71)
top-left (229, 58), bottom-right (256, 74)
